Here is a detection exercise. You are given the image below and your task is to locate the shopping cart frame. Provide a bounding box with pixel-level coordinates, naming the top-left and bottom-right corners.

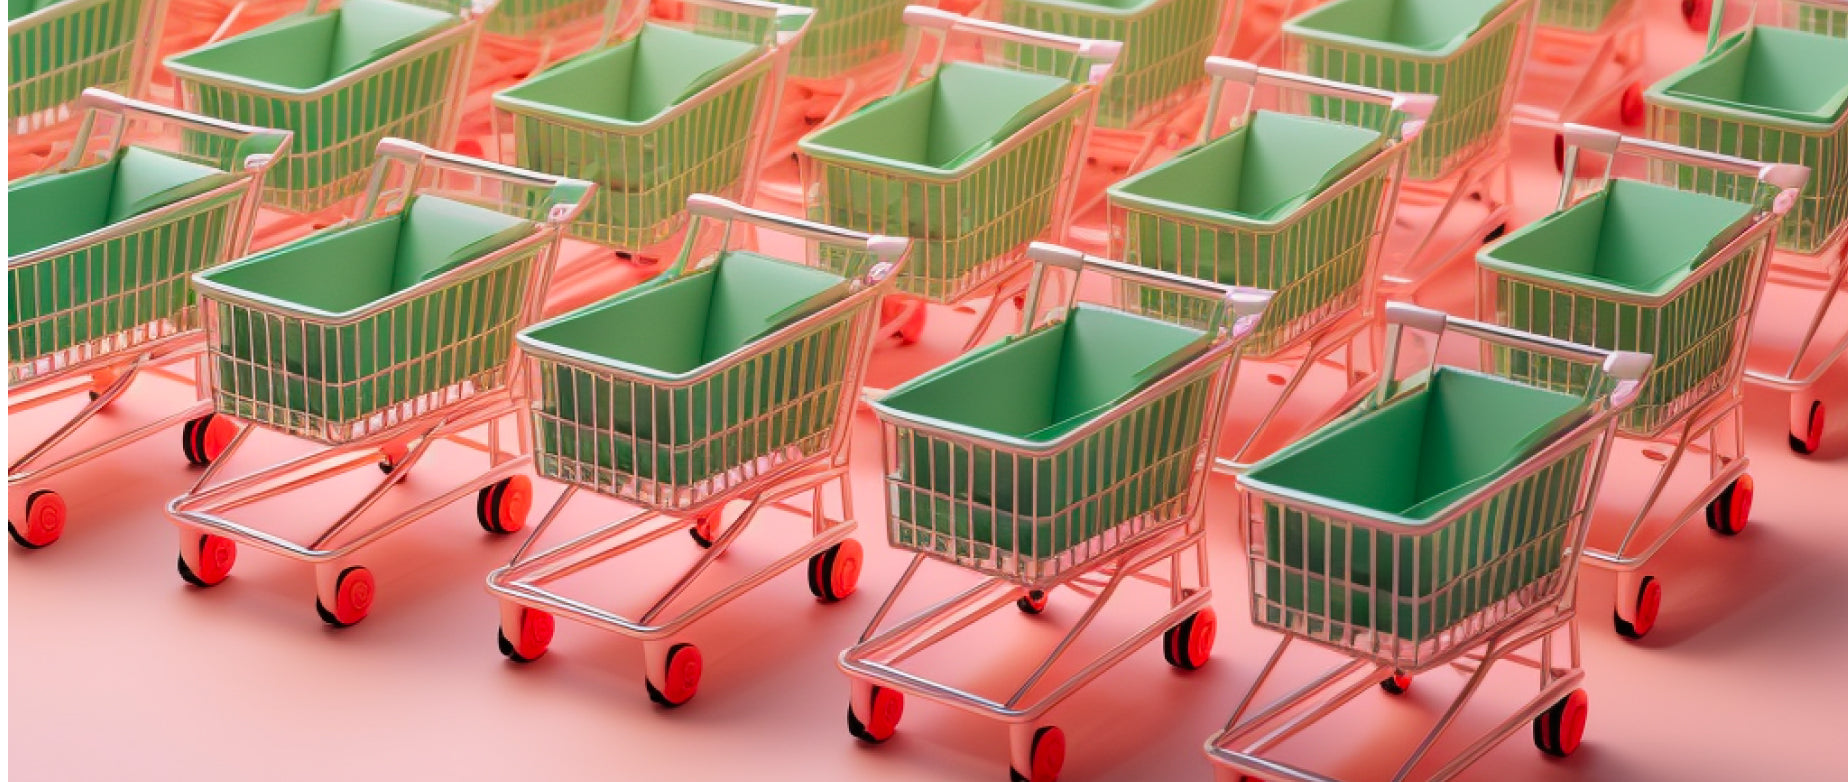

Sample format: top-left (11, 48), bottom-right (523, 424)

top-left (8, 0), bottom-right (170, 171)
top-left (485, 195), bottom-right (907, 705)
top-left (167, 138), bottom-right (593, 626)
top-left (841, 243), bottom-right (1269, 781)
top-left (1208, 302), bottom-right (1650, 782)
top-left (1512, 0), bottom-right (1647, 151)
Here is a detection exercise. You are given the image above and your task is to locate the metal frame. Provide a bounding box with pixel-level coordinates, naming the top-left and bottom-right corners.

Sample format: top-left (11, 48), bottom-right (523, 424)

top-left (1511, 0), bottom-right (1646, 132)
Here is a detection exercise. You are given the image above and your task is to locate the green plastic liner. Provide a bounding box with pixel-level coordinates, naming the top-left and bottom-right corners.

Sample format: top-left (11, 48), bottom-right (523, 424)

top-left (997, 0), bottom-right (1223, 129)
top-left (9, 0), bottom-right (157, 131)
top-left (1242, 367), bottom-right (1590, 644)
top-left (1535, 0), bottom-right (1622, 32)
top-left (389, 0), bottom-right (601, 37)
top-left (726, 0), bottom-right (905, 79)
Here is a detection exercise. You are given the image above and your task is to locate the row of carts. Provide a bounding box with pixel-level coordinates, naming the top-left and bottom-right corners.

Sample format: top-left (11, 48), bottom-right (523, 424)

top-left (8, 0), bottom-right (1847, 780)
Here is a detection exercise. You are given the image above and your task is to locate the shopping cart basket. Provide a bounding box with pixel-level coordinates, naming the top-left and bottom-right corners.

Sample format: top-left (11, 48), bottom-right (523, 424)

top-left (1109, 57), bottom-right (1428, 473)
top-left (492, 0), bottom-right (810, 279)
top-left (8, 0), bottom-right (168, 173)
top-left (166, 139), bottom-right (593, 626)
top-left (1647, 0), bottom-right (1848, 457)
top-left (485, 195), bottom-right (905, 706)
top-left (1283, 0), bottom-right (1536, 292)
top-left (8, 90), bottom-right (287, 550)
top-left (800, 6), bottom-right (1117, 349)
top-left (1481, 126), bottom-right (1803, 639)
top-left (841, 243), bottom-right (1268, 782)
top-left (1512, 0), bottom-right (1647, 168)
top-left (164, 0), bottom-right (486, 216)
top-left (1209, 302), bottom-right (1650, 782)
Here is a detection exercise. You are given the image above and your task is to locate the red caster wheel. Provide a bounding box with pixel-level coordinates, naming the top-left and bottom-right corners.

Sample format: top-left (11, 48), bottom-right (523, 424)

top-left (1613, 575), bottom-right (1661, 639)
top-left (1791, 400), bottom-right (1825, 455)
top-left (1161, 607), bottom-right (1216, 671)
top-left (1010, 726), bottom-right (1065, 782)
top-left (1681, 0), bottom-right (1712, 32)
top-left (1533, 688), bottom-right (1589, 757)
top-left (646, 642), bottom-right (702, 707)
top-left (8, 489), bottom-right (66, 549)
top-left (377, 442), bottom-right (409, 474)
top-left (847, 685), bottom-right (904, 744)
top-left (498, 608), bottom-right (555, 663)
top-left (453, 139), bottom-right (484, 158)
top-left (1618, 82), bottom-right (1646, 127)
top-left (86, 368), bottom-right (119, 403)
top-left (178, 534), bottom-right (237, 587)
top-left (808, 539), bottom-right (863, 603)
top-left (1017, 588), bottom-right (1049, 614)
top-left (182, 414), bottom-right (236, 466)
top-left (1381, 673), bottom-right (1413, 695)
top-left (476, 475), bottom-right (531, 534)
top-left (689, 508), bottom-right (721, 548)
top-left (317, 566), bottom-right (375, 627)
top-left (1705, 474), bottom-right (1752, 536)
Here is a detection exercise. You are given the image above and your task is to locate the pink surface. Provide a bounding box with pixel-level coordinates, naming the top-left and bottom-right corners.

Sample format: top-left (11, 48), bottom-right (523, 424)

top-left (10, 1), bottom-right (1848, 780)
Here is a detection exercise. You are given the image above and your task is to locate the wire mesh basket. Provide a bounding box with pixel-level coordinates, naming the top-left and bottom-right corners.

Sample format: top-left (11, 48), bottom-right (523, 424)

top-left (1536, 0), bottom-right (1621, 31)
top-left (8, 0), bottom-right (166, 135)
top-left (389, 0), bottom-right (600, 36)
top-left (766, 0), bottom-right (907, 79)
top-left (996, 0), bottom-right (1225, 129)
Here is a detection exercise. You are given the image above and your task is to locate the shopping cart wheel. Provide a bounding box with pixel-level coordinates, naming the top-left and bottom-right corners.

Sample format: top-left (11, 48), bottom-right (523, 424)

top-left (689, 509), bottom-right (722, 548)
top-left (182, 414), bottom-right (237, 466)
top-left (377, 442), bottom-right (409, 474)
top-left (1533, 688), bottom-right (1589, 757)
top-left (1380, 674), bottom-right (1413, 695)
top-left (1613, 575), bottom-right (1661, 639)
top-left (1009, 726), bottom-right (1065, 782)
top-left (177, 534), bottom-right (237, 587)
top-left (1618, 83), bottom-right (1646, 127)
top-left (1704, 475), bottom-right (1753, 536)
top-left (846, 686), bottom-right (904, 744)
top-left (1161, 607), bottom-right (1216, 671)
top-left (86, 368), bottom-right (120, 404)
top-left (8, 490), bottom-right (67, 549)
top-left (1017, 589), bottom-right (1049, 614)
top-left (645, 642), bottom-right (702, 708)
top-left (1681, 0), bottom-right (1712, 32)
top-left (1790, 400), bottom-right (1825, 455)
top-left (476, 476), bottom-right (532, 535)
top-left (497, 608), bottom-right (555, 663)
top-left (808, 539), bottom-right (864, 603)
top-left (316, 566), bottom-right (376, 628)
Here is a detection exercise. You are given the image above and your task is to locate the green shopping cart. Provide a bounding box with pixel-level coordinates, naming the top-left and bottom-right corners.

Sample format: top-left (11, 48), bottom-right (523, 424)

top-left (393, 0), bottom-right (598, 37)
top-left (8, 0), bottom-right (167, 138)
top-left (8, 89), bottom-right (288, 550)
top-left (487, 195), bottom-right (906, 705)
top-left (798, 5), bottom-right (1118, 348)
top-left (1212, 302), bottom-right (1649, 781)
top-left (1482, 125), bottom-right (1803, 640)
top-left (169, 139), bottom-right (593, 627)
top-left (165, 0), bottom-right (487, 214)
top-left (997, 0), bottom-right (1227, 130)
top-left (843, 243), bottom-right (1268, 781)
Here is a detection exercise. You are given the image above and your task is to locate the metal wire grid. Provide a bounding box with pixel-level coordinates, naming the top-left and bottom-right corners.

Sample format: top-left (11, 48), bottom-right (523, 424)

top-left (768, 0), bottom-right (907, 79)
top-left (392, 0), bottom-right (602, 37)
top-left (1782, 0), bottom-right (1848, 34)
top-left (1536, 0), bottom-right (1624, 31)
top-left (1284, 0), bottom-right (1530, 181)
top-left (8, 0), bottom-right (162, 133)
top-left (996, 0), bottom-right (1225, 130)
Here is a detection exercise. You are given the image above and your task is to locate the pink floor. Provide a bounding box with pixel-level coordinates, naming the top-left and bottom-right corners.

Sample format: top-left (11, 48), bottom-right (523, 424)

top-left (10, 1), bottom-right (1848, 779)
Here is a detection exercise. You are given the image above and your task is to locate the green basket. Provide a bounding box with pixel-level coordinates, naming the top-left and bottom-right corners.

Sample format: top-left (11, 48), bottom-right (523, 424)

top-left (1284, 0), bottom-right (1526, 180)
top-left (1479, 179), bottom-right (1763, 436)
top-left (165, 0), bottom-right (478, 214)
top-left (997, 0), bottom-right (1224, 129)
top-left (494, 22), bottom-right (772, 250)
top-left (1644, 25), bottom-right (1848, 254)
top-left (390, 0), bottom-right (602, 37)
top-left (197, 195), bottom-right (541, 443)
top-left (800, 62), bottom-right (1082, 302)
top-left (1241, 368), bottom-right (1591, 654)
top-left (8, 0), bottom-right (161, 133)
top-left (769, 0), bottom-right (906, 79)
top-left (873, 304), bottom-right (1218, 581)
top-left (1108, 110), bottom-right (1389, 355)
top-left (523, 250), bottom-right (869, 506)
top-left (1535, 0), bottom-right (1622, 32)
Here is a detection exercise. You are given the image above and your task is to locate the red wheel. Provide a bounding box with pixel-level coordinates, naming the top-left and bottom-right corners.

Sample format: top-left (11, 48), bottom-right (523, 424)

top-left (1533, 689), bottom-right (1590, 757)
top-left (1619, 82), bottom-right (1645, 127)
top-left (8, 489), bottom-right (66, 549)
top-left (689, 508), bottom-right (721, 548)
top-left (453, 138), bottom-right (484, 158)
top-left (182, 414), bottom-right (236, 466)
top-left (318, 566), bottom-right (375, 627)
top-left (476, 475), bottom-right (531, 534)
top-left (1381, 673), bottom-right (1413, 695)
top-left (847, 686), bottom-right (904, 743)
top-left (498, 608), bottom-right (555, 662)
top-left (1017, 588), bottom-right (1049, 614)
top-left (178, 534), bottom-right (237, 587)
top-left (1613, 575), bottom-right (1661, 639)
top-left (1011, 726), bottom-right (1065, 782)
top-left (808, 539), bottom-right (863, 603)
top-left (377, 442), bottom-right (409, 474)
top-left (1705, 474), bottom-right (1752, 536)
top-left (1161, 607), bottom-right (1216, 671)
top-left (1681, 0), bottom-right (1712, 32)
top-left (646, 642), bottom-right (702, 707)
top-left (1791, 400), bottom-right (1825, 455)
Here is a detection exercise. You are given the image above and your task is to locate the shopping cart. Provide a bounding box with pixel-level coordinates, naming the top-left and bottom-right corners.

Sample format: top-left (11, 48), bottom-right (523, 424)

top-left (1282, 0), bottom-right (1536, 294)
top-left (1646, 0), bottom-right (1848, 457)
top-left (167, 139), bottom-right (593, 626)
top-left (485, 195), bottom-right (905, 706)
top-left (1209, 302), bottom-right (1650, 782)
top-left (1481, 126), bottom-right (1803, 639)
top-left (1109, 57), bottom-right (1428, 474)
top-left (8, 90), bottom-right (287, 549)
top-left (841, 243), bottom-right (1268, 782)
top-left (491, 0), bottom-right (810, 287)
top-left (164, 0), bottom-right (486, 217)
top-left (8, 0), bottom-right (169, 174)
top-left (1513, 0), bottom-right (1647, 173)
top-left (800, 6), bottom-right (1117, 349)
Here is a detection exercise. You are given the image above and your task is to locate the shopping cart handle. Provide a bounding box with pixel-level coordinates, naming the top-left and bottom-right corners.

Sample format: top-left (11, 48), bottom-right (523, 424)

top-left (685, 194), bottom-right (910, 260)
top-left (1203, 56), bottom-right (1261, 84)
top-left (1605, 352), bottom-right (1653, 409)
top-left (1199, 57), bottom-right (1434, 142)
top-left (1560, 123), bottom-right (1621, 156)
top-left (1383, 301), bottom-right (1450, 336)
top-left (1025, 242), bottom-right (1085, 271)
